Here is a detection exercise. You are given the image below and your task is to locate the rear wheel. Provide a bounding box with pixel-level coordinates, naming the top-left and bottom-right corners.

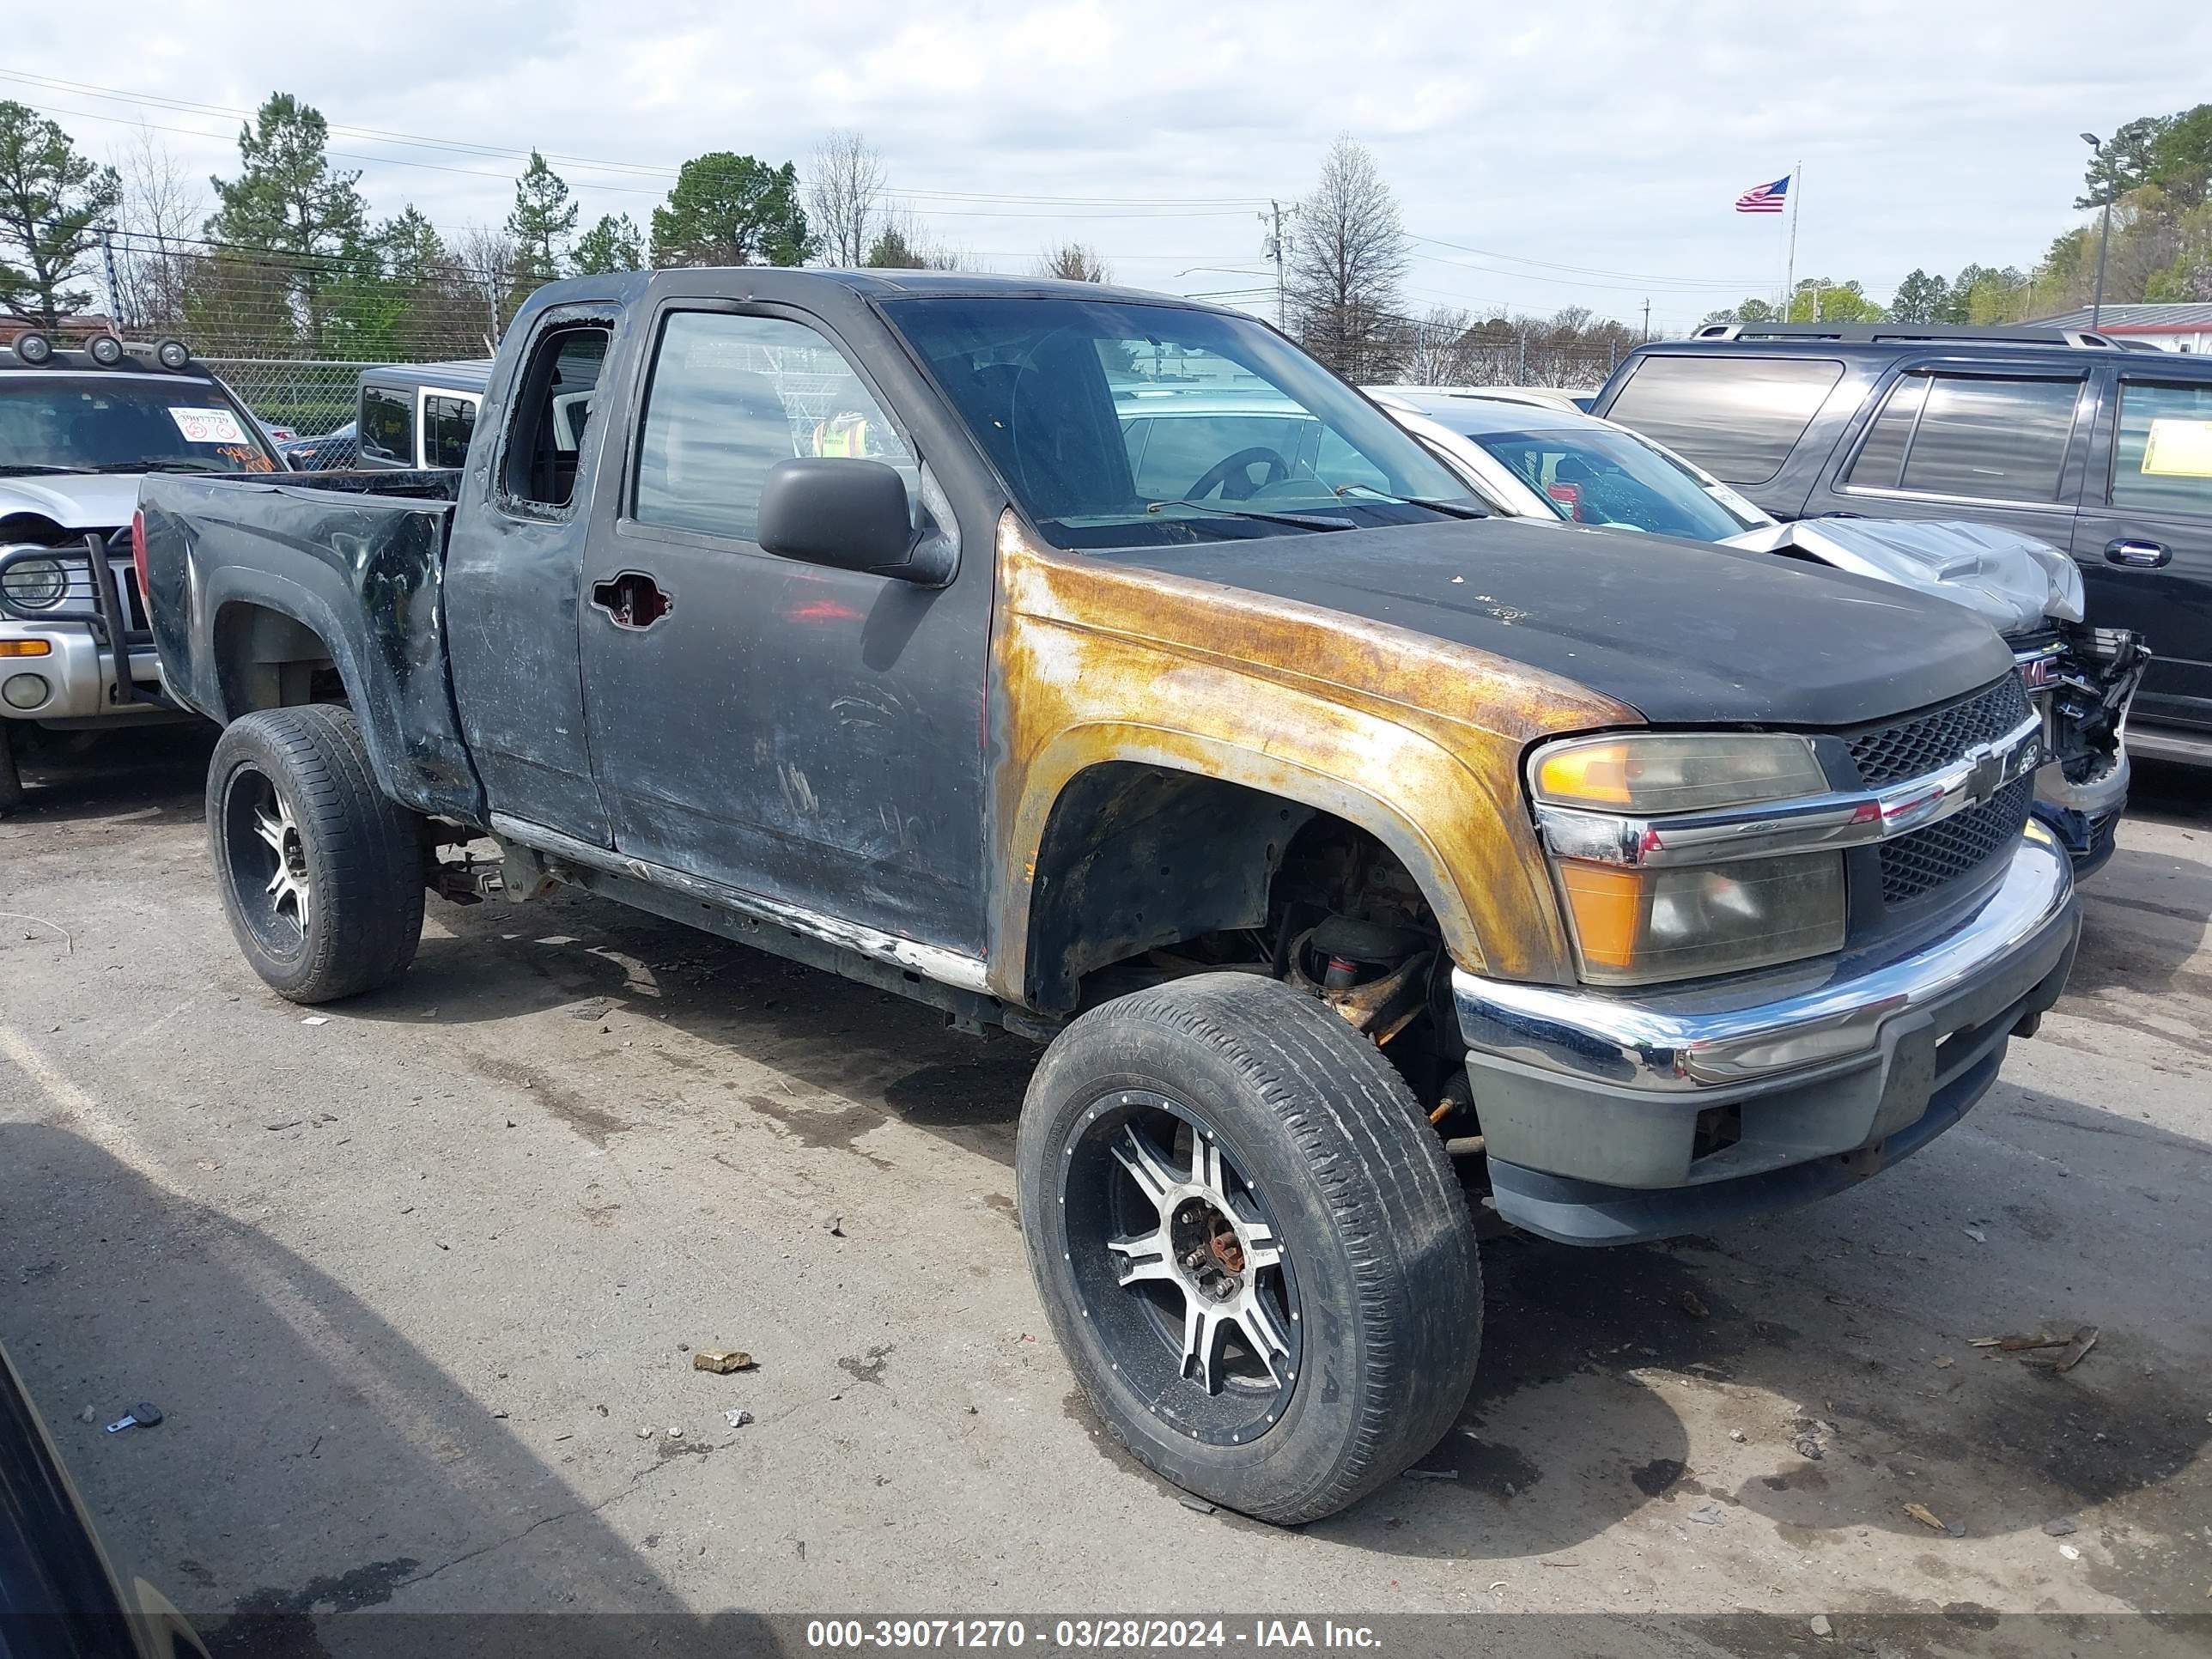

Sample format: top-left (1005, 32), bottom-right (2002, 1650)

top-left (1017, 973), bottom-right (1481, 1524)
top-left (207, 705), bottom-right (424, 1003)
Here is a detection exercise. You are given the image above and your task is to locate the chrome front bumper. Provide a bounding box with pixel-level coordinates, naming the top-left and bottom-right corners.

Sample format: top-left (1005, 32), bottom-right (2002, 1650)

top-left (1454, 826), bottom-right (2080, 1243)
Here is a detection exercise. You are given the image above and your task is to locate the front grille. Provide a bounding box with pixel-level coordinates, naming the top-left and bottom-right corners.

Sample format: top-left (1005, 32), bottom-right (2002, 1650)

top-left (1879, 775), bottom-right (2033, 905)
top-left (1846, 675), bottom-right (2032, 788)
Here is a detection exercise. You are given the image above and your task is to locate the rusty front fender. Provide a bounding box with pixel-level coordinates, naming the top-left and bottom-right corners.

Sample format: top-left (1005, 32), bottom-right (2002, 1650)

top-left (986, 513), bottom-right (1642, 1006)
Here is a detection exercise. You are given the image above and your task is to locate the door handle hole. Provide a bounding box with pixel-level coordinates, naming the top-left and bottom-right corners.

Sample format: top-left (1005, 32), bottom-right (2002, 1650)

top-left (592, 572), bottom-right (672, 629)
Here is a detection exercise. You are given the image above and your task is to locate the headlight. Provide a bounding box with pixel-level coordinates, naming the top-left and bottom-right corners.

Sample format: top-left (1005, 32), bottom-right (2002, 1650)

top-left (1533, 731), bottom-right (1846, 986)
top-left (0, 557), bottom-right (68, 611)
top-left (1532, 732), bottom-right (1828, 814)
top-left (1554, 852), bottom-right (1845, 986)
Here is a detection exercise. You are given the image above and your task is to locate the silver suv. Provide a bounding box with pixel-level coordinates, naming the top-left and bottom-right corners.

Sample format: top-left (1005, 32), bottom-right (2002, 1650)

top-left (0, 332), bottom-right (283, 811)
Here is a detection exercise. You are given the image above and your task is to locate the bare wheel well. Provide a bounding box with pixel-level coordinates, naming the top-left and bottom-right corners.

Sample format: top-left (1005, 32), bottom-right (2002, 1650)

top-left (212, 602), bottom-right (348, 718)
top-left (1025, 763), bottom-right (1310, 1012)
top-left (1025, 763), bottom-right (1445, 998)
top-left (1026, 762), bottom-right (1462, 1115)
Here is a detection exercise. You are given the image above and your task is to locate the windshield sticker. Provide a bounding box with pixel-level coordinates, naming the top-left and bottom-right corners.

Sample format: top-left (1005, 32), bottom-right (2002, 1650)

top-left (167, 406), bottom-right (248, 446)
top-left (2142, 417), bottom-right (2212, 478)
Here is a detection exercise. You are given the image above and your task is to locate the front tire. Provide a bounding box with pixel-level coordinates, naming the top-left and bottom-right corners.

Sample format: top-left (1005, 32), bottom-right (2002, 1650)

top-left (206, 705), bottom-right (424, 1003)
top-left (1017, 973), bottom-right (1481, 1524)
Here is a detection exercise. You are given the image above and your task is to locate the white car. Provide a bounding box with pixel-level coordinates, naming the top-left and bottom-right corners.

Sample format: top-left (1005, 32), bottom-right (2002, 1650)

top-left (1368, 386), bottom-right (2146, 874)
top-left (1368, 382), bottom-right (1595, 416)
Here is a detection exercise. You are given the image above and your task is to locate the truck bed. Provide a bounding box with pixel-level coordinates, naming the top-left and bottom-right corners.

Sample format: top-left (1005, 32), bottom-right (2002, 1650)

top-left (138, 470), bottom-right (483, 822)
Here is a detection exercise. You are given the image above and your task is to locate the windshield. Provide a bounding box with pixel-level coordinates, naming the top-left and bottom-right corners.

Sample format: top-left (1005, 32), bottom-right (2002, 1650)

top-left (0, 374), bottom-right (279, 475)
top-left (1462, 423), bottom-right (1759, 539)
top-left (884, 297), bottom-right (1477, 549)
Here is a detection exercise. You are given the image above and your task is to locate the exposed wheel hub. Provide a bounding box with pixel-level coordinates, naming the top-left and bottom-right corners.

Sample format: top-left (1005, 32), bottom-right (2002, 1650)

top-left (1173, 1198), bottom-right (1246, 1297)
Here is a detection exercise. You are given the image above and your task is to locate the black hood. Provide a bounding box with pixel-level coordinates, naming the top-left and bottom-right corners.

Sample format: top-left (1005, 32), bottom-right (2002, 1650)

top-left (1114, 518), bottom-right (2015, 728)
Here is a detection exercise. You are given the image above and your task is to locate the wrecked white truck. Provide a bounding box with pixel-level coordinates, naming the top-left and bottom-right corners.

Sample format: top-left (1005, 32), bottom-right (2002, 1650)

top-left (1374, 387), bottom-right (2148, 875)
top-left (138, 271), bottom-right (2082, 1523)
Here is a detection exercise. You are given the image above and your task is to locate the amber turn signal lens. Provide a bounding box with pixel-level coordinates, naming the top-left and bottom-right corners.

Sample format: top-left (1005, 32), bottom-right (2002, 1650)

top-left (1555, 860), bottom-right (1649, 970)
top-left (0, 639), bottom-right (54, 657)
top-left (1531, 731), bottom-right (1828, 814)
top-left (1535, 741), bottom-right (1633, 805)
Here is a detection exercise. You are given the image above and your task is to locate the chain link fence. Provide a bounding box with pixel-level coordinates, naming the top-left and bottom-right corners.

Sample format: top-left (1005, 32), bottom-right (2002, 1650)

top-left (205, 359), bottom-right (389, 440)
top-left (204, 334), bottom-right (1632, 456)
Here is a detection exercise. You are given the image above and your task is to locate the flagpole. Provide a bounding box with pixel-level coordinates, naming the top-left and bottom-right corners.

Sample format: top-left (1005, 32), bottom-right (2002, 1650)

top-left (1784, 161), bottom-right (1802, 319)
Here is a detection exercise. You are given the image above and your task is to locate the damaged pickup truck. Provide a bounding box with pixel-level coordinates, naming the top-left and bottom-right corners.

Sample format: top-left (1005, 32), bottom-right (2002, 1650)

top-left (140, 271), bottom-right (2082, 1525)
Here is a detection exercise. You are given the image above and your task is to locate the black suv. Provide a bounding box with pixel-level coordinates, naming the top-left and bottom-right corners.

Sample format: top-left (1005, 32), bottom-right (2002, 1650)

top-left (1591, 324), bottom-right (2212, 767)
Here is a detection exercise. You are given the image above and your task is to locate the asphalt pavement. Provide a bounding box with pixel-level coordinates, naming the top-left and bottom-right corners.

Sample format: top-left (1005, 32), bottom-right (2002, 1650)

top-left (1, 727), bottom-right (2206, 1658)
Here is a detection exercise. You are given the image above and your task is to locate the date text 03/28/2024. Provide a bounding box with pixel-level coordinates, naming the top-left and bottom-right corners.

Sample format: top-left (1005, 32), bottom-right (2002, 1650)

top-left (803, 1620), bottom-right (1383, 1650)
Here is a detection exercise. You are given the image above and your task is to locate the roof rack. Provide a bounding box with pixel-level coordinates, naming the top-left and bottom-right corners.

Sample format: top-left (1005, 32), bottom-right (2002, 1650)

top-left (1, 331), bottom-right (199, 372)
top-left (1689, 321), bottom-right (2124, 350)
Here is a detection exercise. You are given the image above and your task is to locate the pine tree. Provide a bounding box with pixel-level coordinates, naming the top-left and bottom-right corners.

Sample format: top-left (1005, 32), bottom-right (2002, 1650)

top-left (507, 150), bottom-right (578, 283)
top-left (0, 101), bottom-right (120, 326)
top-left (205, 93), bottom-right (366, 349)
top-left (572, 212), bottom-right (644, 275)
top-left (650, 153), bottom-right (809, 268)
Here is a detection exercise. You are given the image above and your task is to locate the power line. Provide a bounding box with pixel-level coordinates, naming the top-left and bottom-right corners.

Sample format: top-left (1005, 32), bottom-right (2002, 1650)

top-left (0, 70), bottom-right (1273, 209)
top-left (1408, 231), bottom-right (1772, 289)
top-left (15, 69), bottom-right (1747, 319)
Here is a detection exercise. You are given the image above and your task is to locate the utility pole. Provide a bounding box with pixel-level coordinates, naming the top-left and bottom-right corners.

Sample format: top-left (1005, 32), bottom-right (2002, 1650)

top-left (1261, 200), bottom-right (1291, 330)
top-left (2081, 131), bottom-right (2113, 330)
top-left (100, 229), bottom-right (121, 330)
top-left (1642, 297), bottom-right (1650, 342)
top-left (1784, 160), bottom-right (1802, 318)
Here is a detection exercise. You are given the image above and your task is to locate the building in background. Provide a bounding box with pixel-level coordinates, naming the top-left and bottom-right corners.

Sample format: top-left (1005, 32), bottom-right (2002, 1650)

top-left (2032, 302), bottom-right (2212, 352)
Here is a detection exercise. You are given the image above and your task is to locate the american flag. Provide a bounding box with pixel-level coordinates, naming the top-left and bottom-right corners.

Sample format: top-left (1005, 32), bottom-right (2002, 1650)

top-left (1735, 176), bottom-right (1790, 214)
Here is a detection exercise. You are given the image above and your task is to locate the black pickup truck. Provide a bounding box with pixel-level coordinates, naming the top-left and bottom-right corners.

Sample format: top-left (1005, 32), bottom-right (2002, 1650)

top-left (140, 270), bottom-right (2081, 1523)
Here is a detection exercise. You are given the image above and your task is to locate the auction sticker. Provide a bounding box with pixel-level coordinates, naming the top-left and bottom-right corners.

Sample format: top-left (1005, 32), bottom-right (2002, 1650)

top-left (2142, 417), bottom-right (2212, 478)
top-left (168, 406), bottom-right (249, 446)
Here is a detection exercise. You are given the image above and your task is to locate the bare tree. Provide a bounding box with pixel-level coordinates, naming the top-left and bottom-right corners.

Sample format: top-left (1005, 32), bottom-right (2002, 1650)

top-left (1285, 135), bottom-right (1409, 380)
top-left (1035, 240), bottom-right (1111, 283)
top-left (862, 206), bottom-right (965, 271)
top-left (107, 125), bottom-right (203, 331)
top-left (1402, 306), bottom-right (1480, 384)
top-left (805, 129), bottom-right (886, 268)
top-left (450, 224), bottom-right (520, 349)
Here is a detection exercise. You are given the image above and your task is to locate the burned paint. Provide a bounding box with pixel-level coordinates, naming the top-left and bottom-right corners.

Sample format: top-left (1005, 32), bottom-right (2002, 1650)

top-left (983, 509), bottom-right (1643, 1000)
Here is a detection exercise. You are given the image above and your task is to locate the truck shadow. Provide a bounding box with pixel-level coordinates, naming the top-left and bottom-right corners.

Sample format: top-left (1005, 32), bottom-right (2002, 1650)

top-left (349, 888), bottom-right (1036, 1167)
top-left (0, 1125), bottom-right (777, 1656)
top-left (2063, 843), bottom-right (2210, 1004)
top-left (0, 721), bottom-right (216, 830)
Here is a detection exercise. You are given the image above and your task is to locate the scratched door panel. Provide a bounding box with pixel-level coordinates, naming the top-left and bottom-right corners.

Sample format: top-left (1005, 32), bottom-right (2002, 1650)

top-left (446, 312), bottom-right (617, 842)
top-left (576, 306), bottom-right (991, 952)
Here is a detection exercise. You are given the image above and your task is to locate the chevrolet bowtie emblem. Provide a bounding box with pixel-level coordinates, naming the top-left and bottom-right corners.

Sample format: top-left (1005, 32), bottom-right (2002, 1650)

top-left (1964, 748), bottom-right (2005, 806)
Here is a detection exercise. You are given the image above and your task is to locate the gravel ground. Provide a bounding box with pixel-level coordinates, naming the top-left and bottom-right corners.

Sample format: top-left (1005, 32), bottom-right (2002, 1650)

top-left (1, 727), bottom-right (2206, 1657)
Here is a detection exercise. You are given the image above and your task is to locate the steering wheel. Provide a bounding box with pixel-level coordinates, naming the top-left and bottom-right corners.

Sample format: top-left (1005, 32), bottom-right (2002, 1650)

top-left (1188, 447), bottom-right (1292, 501)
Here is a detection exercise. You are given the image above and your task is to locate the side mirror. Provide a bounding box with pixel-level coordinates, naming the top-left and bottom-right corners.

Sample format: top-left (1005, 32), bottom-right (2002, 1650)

top-left (756, 458), bottom-right (953, 585)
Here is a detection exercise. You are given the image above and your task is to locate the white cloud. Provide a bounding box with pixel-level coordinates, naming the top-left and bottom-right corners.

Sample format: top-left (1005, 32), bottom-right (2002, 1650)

top-left (6, 0), bottom-right (2205, 331)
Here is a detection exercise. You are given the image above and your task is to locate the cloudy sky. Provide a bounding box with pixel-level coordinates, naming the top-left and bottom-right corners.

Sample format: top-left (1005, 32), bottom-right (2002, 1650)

top-left (8, 0), bottom-right (2207, 332)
